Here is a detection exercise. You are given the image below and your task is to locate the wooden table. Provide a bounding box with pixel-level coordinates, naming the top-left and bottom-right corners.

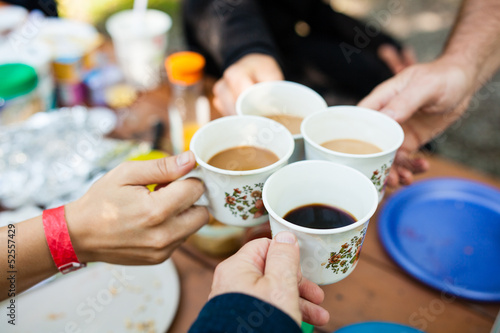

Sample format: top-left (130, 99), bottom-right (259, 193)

top-left (166, 155), bottom-right (500, 333)
top-left (110, 83), bottom-right (500, 333)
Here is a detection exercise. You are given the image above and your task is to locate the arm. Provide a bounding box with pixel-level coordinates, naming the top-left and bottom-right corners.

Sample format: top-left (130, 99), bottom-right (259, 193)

top-left (444, 0), bottom-right (500, 87)
top-left (359, 0), bottom-right (500, 186)
top-left (0, 151), bottom-right (208, 298)
top-left (183, 0), bottom-right (284, 115)
top-left (190, 232), bottom-right (330, 331)
top-left (183, 0), bottom-right (280, 72)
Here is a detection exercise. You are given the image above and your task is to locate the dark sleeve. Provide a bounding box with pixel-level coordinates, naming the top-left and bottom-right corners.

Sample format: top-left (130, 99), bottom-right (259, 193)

top-left (306, 0), bottom-right (401, 52)
top-left (188, 293), bottom-right (302, 333)
top-left (182, 0), bottom-right (281, 75)
top-left (2, 0), bottom-right (58, 16)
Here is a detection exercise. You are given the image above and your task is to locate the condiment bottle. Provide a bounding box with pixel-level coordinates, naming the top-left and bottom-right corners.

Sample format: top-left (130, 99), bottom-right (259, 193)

top-left (165, 51), bottom-right (210, 154)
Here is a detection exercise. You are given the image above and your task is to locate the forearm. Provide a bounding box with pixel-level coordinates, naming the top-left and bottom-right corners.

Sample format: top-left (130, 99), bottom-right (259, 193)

top-left (0, 216), bottom-right (58, 300)
top-left (442, 0), bottom-right (500, 87)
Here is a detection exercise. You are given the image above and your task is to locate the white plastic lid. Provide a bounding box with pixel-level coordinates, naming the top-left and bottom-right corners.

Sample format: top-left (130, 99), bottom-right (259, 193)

top-left (0, 5), bottom-right (28, 33)
top-left (106, 9), bottom-right (172, 40)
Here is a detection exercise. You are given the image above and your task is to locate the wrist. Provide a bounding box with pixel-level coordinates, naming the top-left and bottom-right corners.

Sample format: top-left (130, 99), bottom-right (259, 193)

top-left (42, 206), bottom-right (87, 274)
top-left (65, 200), bottom-right (94, 263)
top-left (437, 54), bottom-right (478, 90)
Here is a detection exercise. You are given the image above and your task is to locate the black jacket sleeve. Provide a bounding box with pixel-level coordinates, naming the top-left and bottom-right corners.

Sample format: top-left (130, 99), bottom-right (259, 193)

top-left (183, 0), bottom-right (281, 75)
top-left (188, 293), bottom-right (302, 333)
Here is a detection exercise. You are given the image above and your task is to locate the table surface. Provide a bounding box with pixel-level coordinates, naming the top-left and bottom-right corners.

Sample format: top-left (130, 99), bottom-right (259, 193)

top-left (109, 81), bottom-right (500, 332)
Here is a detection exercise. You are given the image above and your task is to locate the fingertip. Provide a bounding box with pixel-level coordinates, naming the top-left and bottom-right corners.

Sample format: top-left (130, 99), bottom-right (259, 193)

top-left (300, 301), bottom-right (330, 327)
top-left (274, 231), bottom-right (297, 245)
top-left (381, 108), bottom-right (397, 119)
top-left (398, 168), bottom-right (414, 185)
top-left (176, 151), bottom-right (195, 168)
top-left (381, 106), bottom-right (410, 123)
top-left (414, 157), bottom-right (430, 172)
top-left (318, 307), bottom-right (330, 326)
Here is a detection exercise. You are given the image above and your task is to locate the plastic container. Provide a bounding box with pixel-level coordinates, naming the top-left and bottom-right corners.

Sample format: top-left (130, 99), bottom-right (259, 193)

top-left (84, 65), bottom-right (123, 106)
top-left (38, 18), bottom-right (102, 106)
top-left (106, 9), bottom-right (172, 90)
top-left (0, 5), bottom-right (28, 43)
top-left (165, 51), bottom-right (210, 155)
top-left (0, 63), bottom-right (41, 125)
top-left (0, 40), bottom-right (55, 111)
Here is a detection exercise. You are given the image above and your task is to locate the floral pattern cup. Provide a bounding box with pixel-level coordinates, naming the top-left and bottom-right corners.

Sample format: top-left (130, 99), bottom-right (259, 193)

top-left (301, 106), bottom-right (404, 202)
top-left (236, 81), bottom-right (327, 163)
top-left (187, 115), bottom-right (294, 227)
top-left (263, 160), bottom-right (378, 285)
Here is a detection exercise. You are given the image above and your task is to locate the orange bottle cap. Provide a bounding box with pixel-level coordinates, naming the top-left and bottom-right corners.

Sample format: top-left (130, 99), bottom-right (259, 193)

top-left (165, 51), bottom-right (205, 85)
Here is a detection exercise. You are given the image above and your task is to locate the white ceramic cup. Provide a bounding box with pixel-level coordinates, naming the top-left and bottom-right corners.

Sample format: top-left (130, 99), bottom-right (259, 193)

top-left (188, 115), bottom-right (294, 227)
top-left (263, 160), bottom-right (378, 285)
top-left (302, 106), bottom-right (404, 202)
top-left (106, 9), bottom-right (171, 90)
top-left (236, 81), bottom-right (327, 163)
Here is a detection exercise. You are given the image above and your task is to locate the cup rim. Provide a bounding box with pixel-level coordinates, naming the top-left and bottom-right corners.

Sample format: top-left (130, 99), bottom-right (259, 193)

top-left (301, 106), bottom-right (404, 159)
top-left (235, 80), bottom-right (328, 140)
top-left (190, 115), bottom-right (295, 176)
top-left (106, 9), bottom-right (173, 38)
top-left (262, 160), bottom-right (378, 235)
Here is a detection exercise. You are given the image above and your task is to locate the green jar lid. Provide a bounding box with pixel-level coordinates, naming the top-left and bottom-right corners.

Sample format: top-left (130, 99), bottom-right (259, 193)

top-left (0, 63), bottom-right (38, 101)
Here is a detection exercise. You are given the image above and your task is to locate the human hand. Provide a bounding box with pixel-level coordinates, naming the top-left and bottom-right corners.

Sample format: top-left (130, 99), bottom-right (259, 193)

top-left (213, 53), bottom-right (284, 115)
top-left (210, 231), bottom-right (330, 326)
top-left (65, 151), bottom-right (209, 265)
top-left (359, 58), bottom-right (475, 186)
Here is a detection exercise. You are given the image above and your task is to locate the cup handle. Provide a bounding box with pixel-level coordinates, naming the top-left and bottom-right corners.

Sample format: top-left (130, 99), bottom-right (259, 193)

top-left (178, 168), bottom-right (210, 207)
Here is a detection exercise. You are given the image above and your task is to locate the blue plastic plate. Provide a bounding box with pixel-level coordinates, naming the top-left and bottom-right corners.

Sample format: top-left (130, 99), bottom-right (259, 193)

top-left (378, 178), bottom-right (500, 302)
top-left (334, 321), bottom-right (425, 333)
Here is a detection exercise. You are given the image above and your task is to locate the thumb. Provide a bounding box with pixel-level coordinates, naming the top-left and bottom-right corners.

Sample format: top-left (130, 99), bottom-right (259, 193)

top-left (265, 231), bottom-right (300, 286)
top-left (113, 151), bottom-right (196, 185)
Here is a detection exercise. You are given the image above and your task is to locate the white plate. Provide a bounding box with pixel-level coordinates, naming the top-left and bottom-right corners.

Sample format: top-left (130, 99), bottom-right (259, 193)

top-left (0, 260), bottom-right (180, 332)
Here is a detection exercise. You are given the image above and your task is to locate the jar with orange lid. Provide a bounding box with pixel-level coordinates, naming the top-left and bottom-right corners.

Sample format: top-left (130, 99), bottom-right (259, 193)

top-left (165, 51), bottom-right (210, 154)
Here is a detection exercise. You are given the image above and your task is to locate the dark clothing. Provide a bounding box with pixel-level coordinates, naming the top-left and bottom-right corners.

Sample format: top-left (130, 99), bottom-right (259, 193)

top-left (189, 293), bottom-right (302, 333)
top-left (3, 0), bottom-right (58, 16)
top-left (183, 0), bottom-right (401, 100)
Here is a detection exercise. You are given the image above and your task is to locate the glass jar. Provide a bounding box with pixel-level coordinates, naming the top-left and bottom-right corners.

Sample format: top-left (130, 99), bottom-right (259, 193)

top-left (165, 51), bottom-right (210, 155)
top-left (0, 63), bottom-right (41, 125)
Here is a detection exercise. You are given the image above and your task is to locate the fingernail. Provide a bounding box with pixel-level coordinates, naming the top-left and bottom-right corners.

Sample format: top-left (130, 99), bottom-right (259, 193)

top-left (176, 151), bottom-right (191, 167)
top-left (275, 231), bottom-right (297, 244)
top-left (382, 109), bottom-right (396, 119)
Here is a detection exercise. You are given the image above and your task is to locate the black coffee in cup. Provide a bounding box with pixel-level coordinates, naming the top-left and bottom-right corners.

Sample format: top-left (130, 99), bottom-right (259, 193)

top-left (283, 204), bottom-right (356, 229)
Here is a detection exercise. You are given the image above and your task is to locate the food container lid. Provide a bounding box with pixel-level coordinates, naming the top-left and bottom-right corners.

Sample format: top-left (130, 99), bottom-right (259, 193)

top-left (0, 5), bottom-right (28, 33)
top-left (165, 51), bottom-right (205, 85)
top-left (0, 63), bottom-right (38, 100)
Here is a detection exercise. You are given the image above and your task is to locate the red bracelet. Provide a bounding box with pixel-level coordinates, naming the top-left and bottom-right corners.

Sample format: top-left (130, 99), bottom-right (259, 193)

top-left (42, 206), bottom-right (86, 274)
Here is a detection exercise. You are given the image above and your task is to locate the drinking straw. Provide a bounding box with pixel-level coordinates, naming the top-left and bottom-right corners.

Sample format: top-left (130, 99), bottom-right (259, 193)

top-left (132, 0), bottom-right (148, 33)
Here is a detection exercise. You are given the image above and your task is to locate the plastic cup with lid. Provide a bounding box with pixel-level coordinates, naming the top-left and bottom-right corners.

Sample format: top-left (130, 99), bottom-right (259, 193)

top-left (106, 9), bottom-right (172, 91)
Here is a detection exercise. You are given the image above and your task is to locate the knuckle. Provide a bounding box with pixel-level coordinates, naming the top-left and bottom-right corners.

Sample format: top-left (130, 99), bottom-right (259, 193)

top-left (223, 67), bottom-right (240, 82)
top-left (148, 251), bottom-right (169, 265)
top-left (156, 158), bottom-right (171, 178)
top-left (146, 205), bottom-right (165, 225)
top-left (214, 261), bottom-right (229, 277)
top-left (112, 161), bottom-right (134, 178)
top-left (149, 231), bottom-right (171, 251)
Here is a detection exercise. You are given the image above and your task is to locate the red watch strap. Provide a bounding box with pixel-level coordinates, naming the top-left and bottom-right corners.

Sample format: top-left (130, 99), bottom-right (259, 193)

top-left (43, 206), bottom-right (85, 274)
